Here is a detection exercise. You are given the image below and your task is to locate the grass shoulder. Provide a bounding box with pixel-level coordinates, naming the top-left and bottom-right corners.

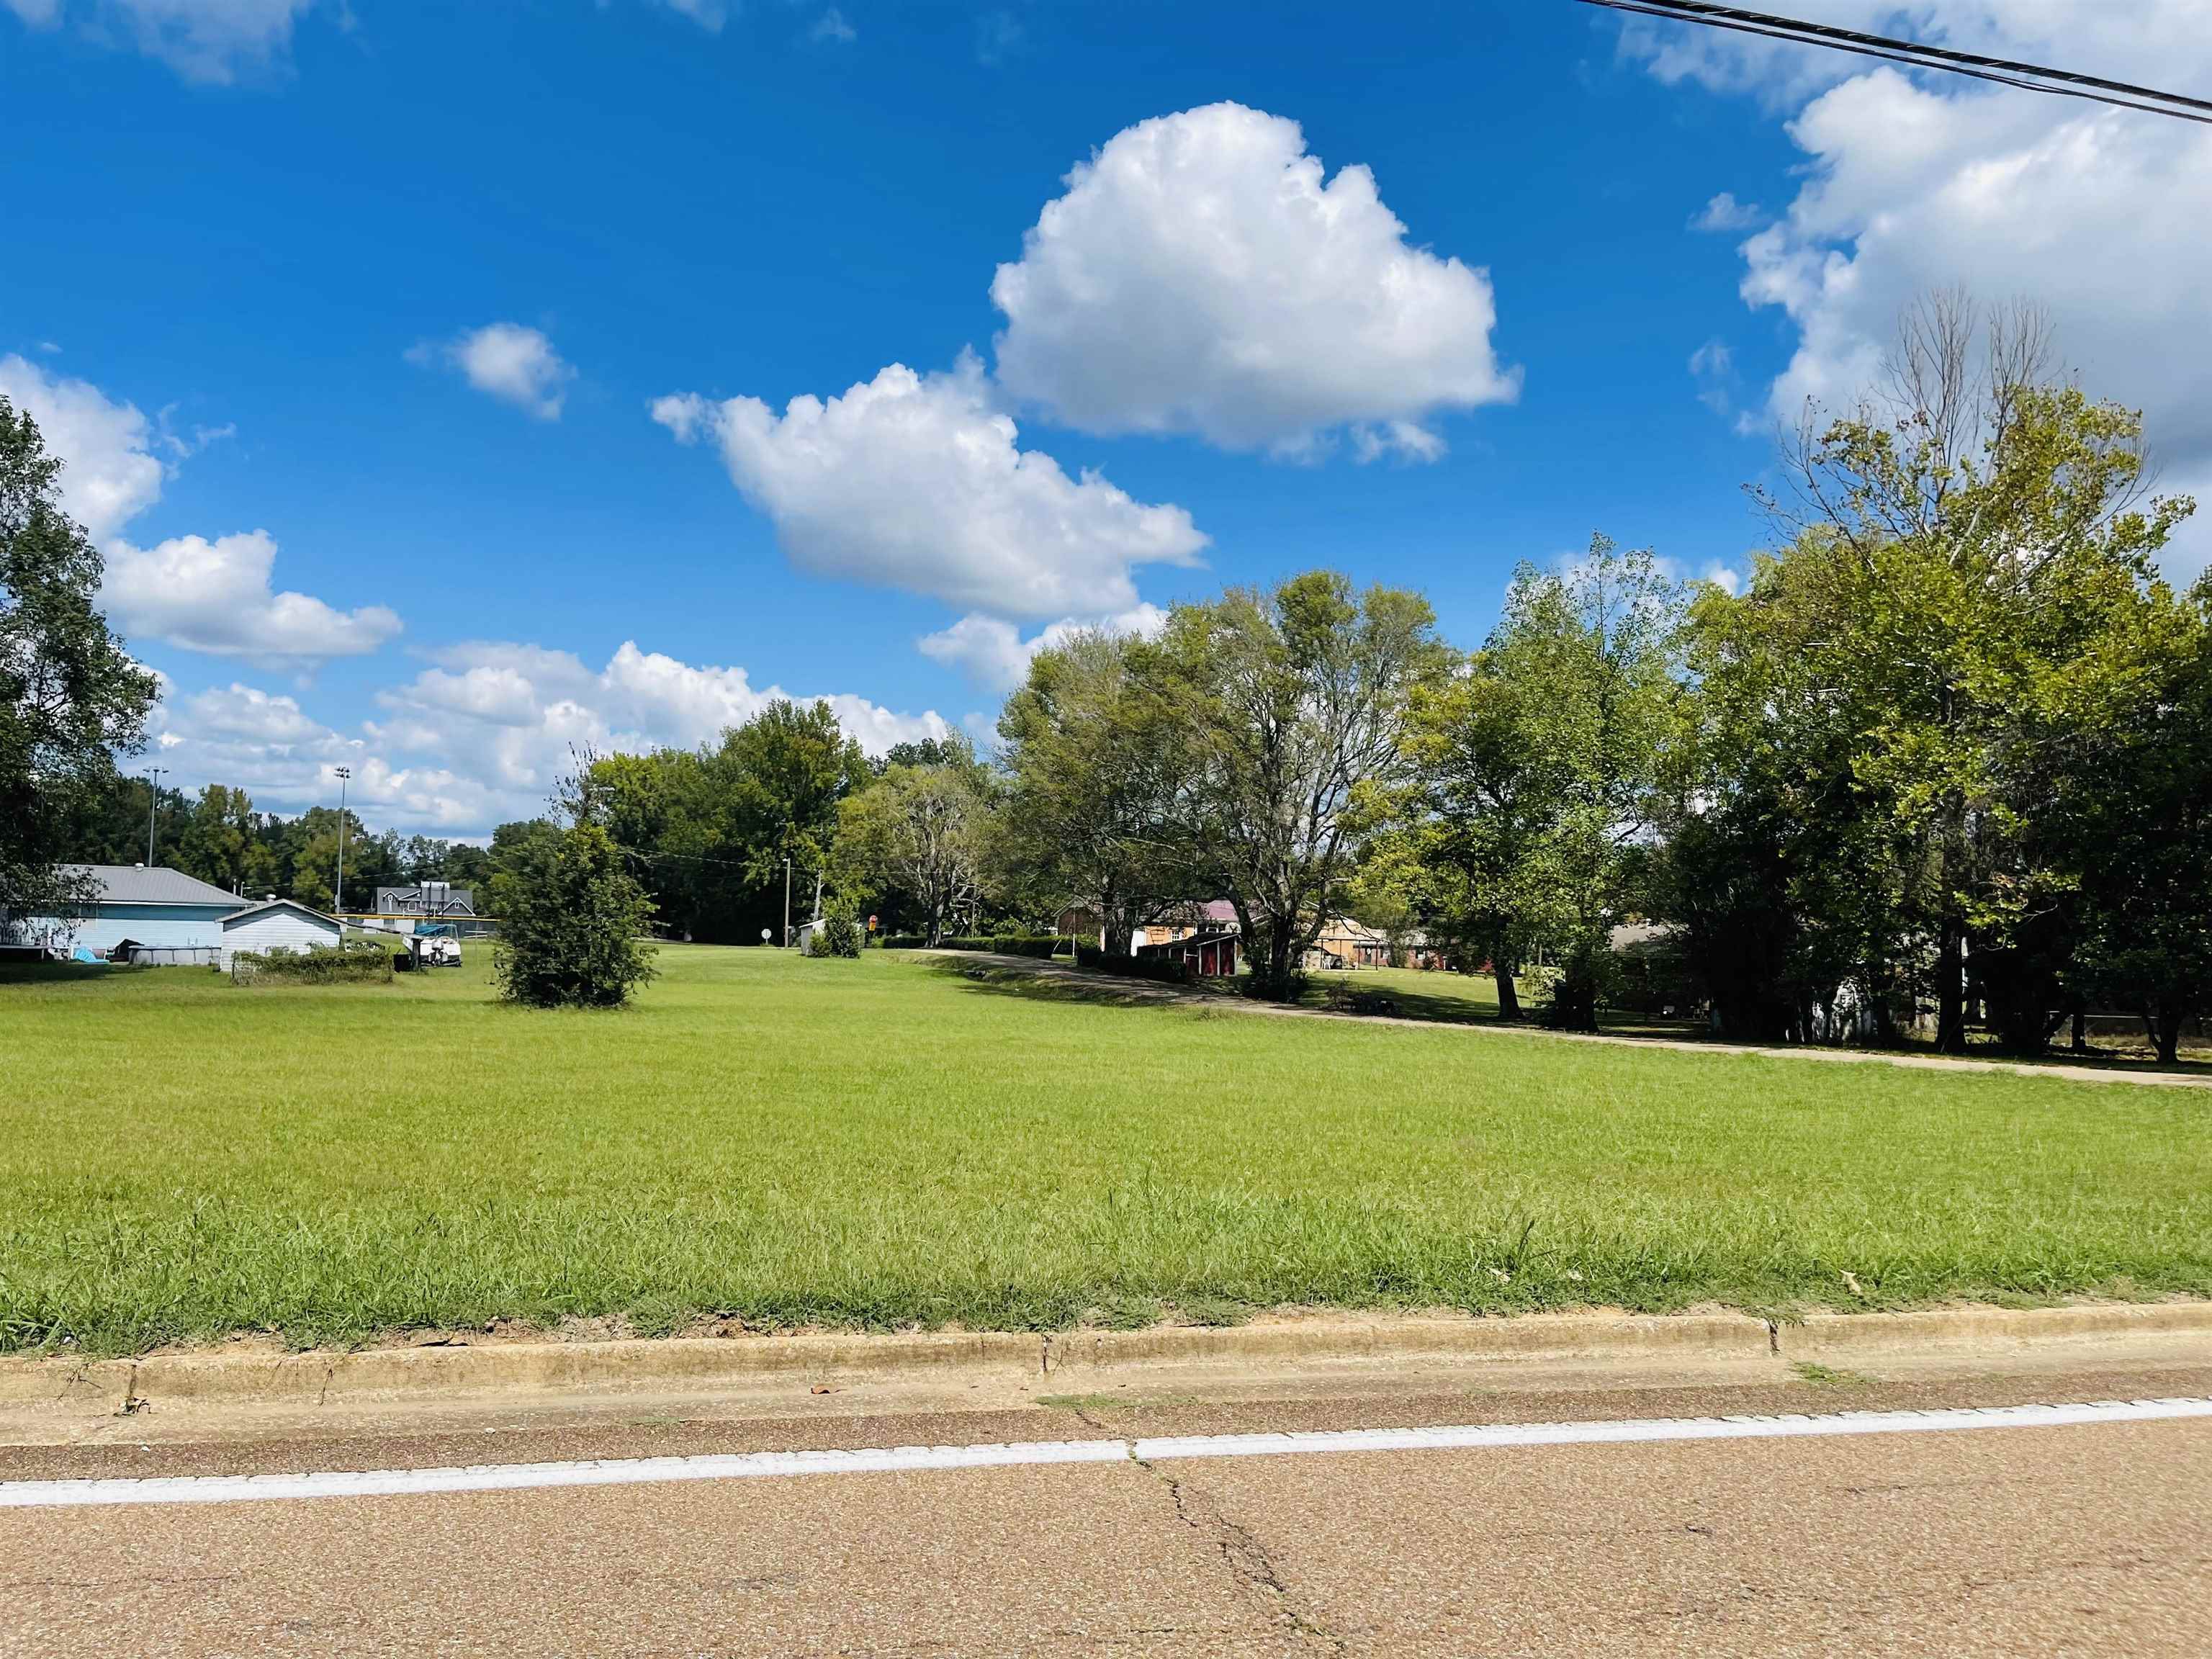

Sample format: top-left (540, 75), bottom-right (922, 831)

top-left (3, 945), bottom-right (2207, 1355)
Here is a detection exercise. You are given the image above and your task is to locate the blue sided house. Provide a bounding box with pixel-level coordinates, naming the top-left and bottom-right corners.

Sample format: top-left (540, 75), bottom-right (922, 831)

top-left (5, 865), bottom-right (259, 966)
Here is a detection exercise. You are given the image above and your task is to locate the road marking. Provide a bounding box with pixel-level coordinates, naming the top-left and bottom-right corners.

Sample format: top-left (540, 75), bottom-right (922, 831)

top-left (4, 1397), bottom-right (2208, 1509)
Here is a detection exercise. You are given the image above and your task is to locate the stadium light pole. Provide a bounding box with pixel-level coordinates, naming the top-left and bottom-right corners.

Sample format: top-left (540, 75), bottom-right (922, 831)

top-left (144, 768), bottom-right (168, 866)
top-left (333, 766), bottom-right (352, 916)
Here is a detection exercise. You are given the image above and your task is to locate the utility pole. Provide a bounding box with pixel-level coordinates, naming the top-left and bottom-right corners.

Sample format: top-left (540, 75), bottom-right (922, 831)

top-left (333, 767), bottom-right (352, 916)
top-left (144, 768), bottom-right (168, 866)
top-left (783, 855), bottom-right (793, 948)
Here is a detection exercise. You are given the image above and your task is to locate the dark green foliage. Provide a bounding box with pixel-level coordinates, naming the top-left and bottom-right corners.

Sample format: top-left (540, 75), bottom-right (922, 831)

top-left (1075, 945), bottom-right (1195, 985)
top-left (1, 395), bottom-right (158, 920)
top-left (64, 769), bottom-right (521, 912)
top-left (583, 699), bottom-right (868, 944)
top-left (492, 820), bottom-right (658, 1009)
top-left (934, 934), bottom-right (1065, 957)
top-left (878, 933), bottom-right (927, 950)
top-left (1161, 572), bottom-right (1449, 1001)
top-left (811, 899), bottom-right (863, 958)
top-left (231, 940), bottom-right (394, 986)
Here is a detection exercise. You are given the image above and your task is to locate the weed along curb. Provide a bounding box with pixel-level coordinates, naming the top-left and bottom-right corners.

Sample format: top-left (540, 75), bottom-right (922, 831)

top-left (7, 1304), bottom-right (2210, 1421)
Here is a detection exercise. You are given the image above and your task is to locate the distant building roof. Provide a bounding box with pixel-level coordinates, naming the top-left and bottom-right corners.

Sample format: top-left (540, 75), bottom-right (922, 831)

top-left (372, 886), bottom-right (476, 915)
top-left (63, 865), bottom-right (241, 907)
top-left (222, 898), bottom-right (341, 929)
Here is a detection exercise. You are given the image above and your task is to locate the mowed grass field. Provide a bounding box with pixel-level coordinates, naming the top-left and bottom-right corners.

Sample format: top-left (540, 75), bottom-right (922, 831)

top-left (3, 945), bottom-right (2208, 1354)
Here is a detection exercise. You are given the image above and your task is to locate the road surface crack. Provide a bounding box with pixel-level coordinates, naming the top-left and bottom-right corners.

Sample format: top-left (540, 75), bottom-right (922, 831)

top-left (1132, 1452), bottom-right (1346, 1654)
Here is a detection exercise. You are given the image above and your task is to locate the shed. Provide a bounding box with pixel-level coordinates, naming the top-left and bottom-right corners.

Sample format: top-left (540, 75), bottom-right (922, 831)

top-left (1134, 930), bottom-right (1239, 978)
top-left (2, 865), bottom-right (242, 963)
top-left (219, 899), bottom-right (343, 969)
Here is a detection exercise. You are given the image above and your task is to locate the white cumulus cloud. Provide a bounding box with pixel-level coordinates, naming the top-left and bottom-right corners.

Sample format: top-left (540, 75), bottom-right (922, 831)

top-left (1622, 1), bottom-right (2212, 569)
top-left (104, 531), bottom-right (403, 667)
top-left (413, 323), bottom-right (575, 421)
top-left (3, 0), bottom-right (315, 82)
top-left (1691, 192), bottom-right (1765, 233)
top-left (0, 353), bottom-right (164, 541)
top-left (3, 356), bottom-right (405, 659)
top-left (917, 603), bottom-right (1168, 691)
top-left (370, 639), bottom-right (952, 825)
top-left (145, 637), bottom-right (953, 837)
top-left (989, 101), bottom-right (1519, 459)
top-left (654, 353), bottom-right (1207, 618)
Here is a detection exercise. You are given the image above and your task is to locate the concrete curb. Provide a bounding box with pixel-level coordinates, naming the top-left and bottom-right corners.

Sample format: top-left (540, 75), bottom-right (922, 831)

top-left (7, 1303), bottom-right (2209, 1415)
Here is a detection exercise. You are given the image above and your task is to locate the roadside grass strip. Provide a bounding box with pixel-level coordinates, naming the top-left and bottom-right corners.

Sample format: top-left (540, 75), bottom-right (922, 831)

top-left (7, 1397), bottom-right (2209, 1509)
top-left (7, 948), bottom-right (2212, 1352)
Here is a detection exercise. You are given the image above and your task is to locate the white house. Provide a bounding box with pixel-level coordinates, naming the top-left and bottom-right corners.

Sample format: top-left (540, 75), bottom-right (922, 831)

top-left (4, 865), bottom-right (244, 963)
top-left (219, 898), bottom-right (343, 969)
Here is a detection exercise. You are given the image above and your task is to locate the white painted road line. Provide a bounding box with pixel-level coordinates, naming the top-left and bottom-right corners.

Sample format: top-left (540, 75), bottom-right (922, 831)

top-left (5, 1398), bottom-right (2208, 1509)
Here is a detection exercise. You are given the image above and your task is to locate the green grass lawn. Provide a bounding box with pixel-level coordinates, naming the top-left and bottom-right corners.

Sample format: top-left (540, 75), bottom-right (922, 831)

top-left (3, 945), bottom-right (2208, 1354)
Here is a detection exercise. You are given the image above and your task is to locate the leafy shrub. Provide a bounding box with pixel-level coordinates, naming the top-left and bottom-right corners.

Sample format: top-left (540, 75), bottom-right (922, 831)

top-left (878, 933), bottom-right (927, 950)
top-left (929, 933), bottom-right (1070, 956)
top-left (231, 940), bottom-right (393, 986)
top-left (1074, 945), bottom-right (1195, 985)
top-left (807, 902), bottom-right (863, 958)
top-left (493, 820), bottom-right (658, 1009)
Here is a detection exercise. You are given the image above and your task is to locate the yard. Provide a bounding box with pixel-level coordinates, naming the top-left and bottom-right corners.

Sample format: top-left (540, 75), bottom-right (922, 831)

top-left (2, 945), bottom-right (2208, 1354)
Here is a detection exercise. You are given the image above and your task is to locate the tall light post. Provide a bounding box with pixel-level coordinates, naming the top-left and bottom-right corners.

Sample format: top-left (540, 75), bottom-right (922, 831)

top-left (333, 766), bottom-right (351, 916)
top-left (144, 768), bottom-right (168, 866)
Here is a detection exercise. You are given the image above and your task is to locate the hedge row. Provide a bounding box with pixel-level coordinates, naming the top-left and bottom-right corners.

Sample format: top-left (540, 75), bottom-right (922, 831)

top-left (232, 940), bottom-right (394, 986)
top-left (881, 933), bottom-right (1071, 957)
top-left (1074, 945), bottom-right (1195, 985)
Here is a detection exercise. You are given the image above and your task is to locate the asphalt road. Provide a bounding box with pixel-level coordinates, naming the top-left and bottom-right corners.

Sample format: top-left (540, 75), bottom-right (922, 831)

top-left (4, 1368), bottom-right (2209, 1657)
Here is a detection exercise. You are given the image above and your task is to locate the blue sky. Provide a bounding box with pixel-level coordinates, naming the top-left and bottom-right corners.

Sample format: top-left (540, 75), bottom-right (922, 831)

top-left (6, 1), bottom-right (2207, 834)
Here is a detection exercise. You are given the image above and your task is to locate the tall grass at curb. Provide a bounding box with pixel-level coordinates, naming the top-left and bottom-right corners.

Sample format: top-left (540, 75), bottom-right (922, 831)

top-left (1, 948), bottom-right (2207, 1354)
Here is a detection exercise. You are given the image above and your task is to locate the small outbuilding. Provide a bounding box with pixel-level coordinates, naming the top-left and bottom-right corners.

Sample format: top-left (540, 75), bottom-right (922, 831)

top-left (219, 898), bottom-right (343, 970)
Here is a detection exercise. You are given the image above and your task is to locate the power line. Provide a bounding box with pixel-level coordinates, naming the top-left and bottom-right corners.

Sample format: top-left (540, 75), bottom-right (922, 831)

top-left (1577, 0), bottom-right (2212, 126)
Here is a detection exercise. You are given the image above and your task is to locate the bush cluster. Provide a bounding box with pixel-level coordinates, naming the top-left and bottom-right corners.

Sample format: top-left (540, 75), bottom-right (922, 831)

top-left (806, 902), bottom-right (864, 958)
top-left (493, 820), bottom-right (658, 1010)
top-left (231, 940), bottom-right (394, 986)
top-left (1074, 945), bottom-right (1195, 985)
top-left (931, 934), bottom-right (1070, 958)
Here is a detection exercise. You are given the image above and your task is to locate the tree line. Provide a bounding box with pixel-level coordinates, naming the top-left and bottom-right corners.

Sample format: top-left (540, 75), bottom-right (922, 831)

top-left (791, 297), bottom-right (2208, 1060)
top-left (63, 776), bottom-right (503, 910)
top-left (9, 295), bottom-right (2208, 1046)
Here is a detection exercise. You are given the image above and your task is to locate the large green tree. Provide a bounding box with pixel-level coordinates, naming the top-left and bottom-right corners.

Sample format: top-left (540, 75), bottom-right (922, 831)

top-left (174, 784), bottom-right (256, 894)
top-left (1400, 539), bottom-right (1685, 1030)
top-left (578, 700), bottom-right (869, 943)
top-left (1730, 294), bottom-right (2194, 1053)
top-left (1165, 572), bottom-right (1447, 1000)
top-left (1, 395), bottom-right (158, 922)
top-left (2070, 581), bottom-right (2212, 1064)
top-left (835, 757), bottom-right (989, 946)
top-left (994, 628), bottom-right (1200, 955)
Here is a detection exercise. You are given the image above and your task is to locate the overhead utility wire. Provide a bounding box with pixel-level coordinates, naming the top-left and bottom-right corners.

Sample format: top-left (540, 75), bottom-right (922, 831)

top-left (1574, 0), bottom-right (2212, 126)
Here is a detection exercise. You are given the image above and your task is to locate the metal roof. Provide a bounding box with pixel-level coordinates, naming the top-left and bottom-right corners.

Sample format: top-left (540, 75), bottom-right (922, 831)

top-left (221, 898), bottom-right (341, 928)
top-left (64, 865), bottom-right (245, 908)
